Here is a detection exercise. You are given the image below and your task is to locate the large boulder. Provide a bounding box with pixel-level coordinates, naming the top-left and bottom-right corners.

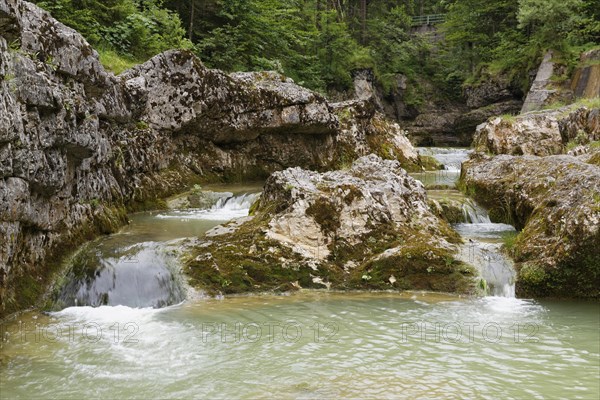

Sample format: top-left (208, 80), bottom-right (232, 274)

top-left (461, 153), bottom-right (600, 298)
top-left (473, 106), bottom-right (600, 156)
top-left (473, 110), bottom-right (564, 156)
top-left (185, 155), bottom-right (477, 294)
top-left (331, 100), bottom-right (421, 171)
top-left (121, 60), bottom-right (338, 142)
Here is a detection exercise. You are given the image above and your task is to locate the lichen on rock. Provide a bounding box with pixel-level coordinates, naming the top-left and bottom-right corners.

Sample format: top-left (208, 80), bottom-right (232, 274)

top-left (330, 99), bottom-right (422, 171)
top-left (473, 105), bottom-right (600, 157)
top-left (185, 155), bottom-right (477, 295)
top-left (0, 0), bottom-right (428, 317)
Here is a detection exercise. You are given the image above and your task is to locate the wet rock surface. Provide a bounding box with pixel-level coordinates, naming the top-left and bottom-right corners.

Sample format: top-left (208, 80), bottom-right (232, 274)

top-left (185, 155), bottom-right (477, 295)
top-left (461, 154), bottom-right (600, 298)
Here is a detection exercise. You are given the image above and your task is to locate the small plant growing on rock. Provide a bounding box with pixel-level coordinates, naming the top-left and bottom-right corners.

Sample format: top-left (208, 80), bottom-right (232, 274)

top-left (135, 121), bottom-right (149, 130)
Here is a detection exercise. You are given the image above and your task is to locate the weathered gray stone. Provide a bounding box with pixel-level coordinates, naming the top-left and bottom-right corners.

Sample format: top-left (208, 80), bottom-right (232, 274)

top-left (461, 153), bottom-right (600, 298)
top-left (0, 0), bottom-right (423, 316)
top-left (473, 106), bottom-right (600, 156)
top-left (186, 155), bottom-right (477, 294)
top-left (521, 51), bottom-right (574, 113)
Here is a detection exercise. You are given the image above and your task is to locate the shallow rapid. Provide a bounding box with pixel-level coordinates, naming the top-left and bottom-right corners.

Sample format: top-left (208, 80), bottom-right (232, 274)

top-left (1, 293), bottom-right (598, 399)
top-left (414, 148), bottom-right (517, 297)
top-left (1, 157), bottom-right (598, 399)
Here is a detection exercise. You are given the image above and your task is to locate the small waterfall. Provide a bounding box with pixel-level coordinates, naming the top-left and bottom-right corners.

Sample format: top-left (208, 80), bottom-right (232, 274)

top-left (212, 193), bottom-right (260, 212)
top-left (418, 147), bottom-right (472, 172)
top-left (157, 192), bottom-right (260, 221)
top-left (55, 241), bottom-right (186, 309)
top-left (461, 199), bottom-right (492, 224)
top-left (459, 242), bottom-right (516, 297)
top-left (454, 199), bottom-right (517, 298)
top-left (55, 192), bottom-right (261, 310)
top-left (415, 147), bottom-right (518, 298)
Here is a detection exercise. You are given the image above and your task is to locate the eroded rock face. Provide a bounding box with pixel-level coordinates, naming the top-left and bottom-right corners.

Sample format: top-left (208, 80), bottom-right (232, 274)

top-left (464, 76), bottom-right (518, 109)
top-left (186, 155), bottom-right (477, 295)
top-left (571, 49), bottom-right (600, 99)
top-left (461, 154), bottom-right (600, 298)
top-left (521, 51), bottom-right (574, 113)
top-left (473, 106), bottom-right (600, 156)
top-left (405, 98), bottom-right (522, 148)
top-left (473, 110), bottom-right (563, 156)
top-left (121, 60), bottom-right (338, 142)
top-left (331, 100), bottom-right (421, 171)
top-left (0, 0), bottom-right (422, 316)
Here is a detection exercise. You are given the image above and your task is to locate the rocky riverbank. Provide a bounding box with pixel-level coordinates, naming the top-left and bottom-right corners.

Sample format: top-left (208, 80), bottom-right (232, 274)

top-left (185, 155), bottom-right (478, 295)
top-left (0, 0), bottom-right (427, 317)
top-left (332, 68), bottom-right (523, 147)
top-left (462, 102), bottom-right (600, 298)
top-left (473, 105), bottom-right (599, 156)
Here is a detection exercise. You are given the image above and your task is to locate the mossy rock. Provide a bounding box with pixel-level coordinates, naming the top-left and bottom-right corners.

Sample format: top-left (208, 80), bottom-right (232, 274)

top-left (420, 155), bottom-right (444, 171)
top-left (348, 246), bottom-right (476, 293)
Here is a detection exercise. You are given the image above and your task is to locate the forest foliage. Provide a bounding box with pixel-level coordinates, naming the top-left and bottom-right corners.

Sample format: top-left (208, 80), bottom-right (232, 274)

top-left (32, 0), bottom-right (600, 97)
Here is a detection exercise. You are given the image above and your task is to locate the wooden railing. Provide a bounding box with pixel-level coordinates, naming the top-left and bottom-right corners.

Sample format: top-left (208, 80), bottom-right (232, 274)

top-left (411, 14), bottom-right (445, 26)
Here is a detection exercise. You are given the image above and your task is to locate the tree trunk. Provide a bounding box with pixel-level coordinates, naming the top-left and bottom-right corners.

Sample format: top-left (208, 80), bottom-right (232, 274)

top-left (361, 0), bottom-right (367, 44)
top-left (316, 0), bottom-right (322, 30)
top-left (188, 0), bottom-right (195, 41)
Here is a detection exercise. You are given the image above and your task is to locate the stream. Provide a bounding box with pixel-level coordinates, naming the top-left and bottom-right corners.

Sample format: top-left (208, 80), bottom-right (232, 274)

top-left (0, 151), bottom-right (598, 399)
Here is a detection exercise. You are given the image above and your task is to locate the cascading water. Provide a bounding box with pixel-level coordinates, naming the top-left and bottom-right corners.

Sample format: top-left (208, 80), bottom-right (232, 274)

top-left (415, 147), bottom-right (517, 297)
top-left (418, 147), bottom-right (472, 172)
top-left (156, 193), bottom-right (260, 221)
top-left (461, 199), bottom-right (491, 224)
top-left (411, 147), bottom-right (473, 187)
top-left (3, 186), bottom-right (599, 400)
top-left (56, 241), bottom-right (186, 309)
top-left (453, 205), bottom-right (517, 298)
top-left (54, 192), bottom-right (260, 309)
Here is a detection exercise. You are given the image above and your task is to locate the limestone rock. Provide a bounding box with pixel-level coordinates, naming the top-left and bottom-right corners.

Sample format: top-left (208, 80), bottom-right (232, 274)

top-left (186, 155), bottom-right (477, 294)
top-left (121, 57), bottom-right (338, 143)
top-left (521, 51), bottom-right (573, 113)
top-left (473, 111), bottom-right (563, 156)
top-left (461, 153), bottom-right (600, 298)
top-left (331, 99), bottom-right (421, 171)
top-left (473, 106), bottom-right (600, 156)
top-left (464, 76), bottom-right (517, 109)
top-left (570, 49), bottom-right (600, 99)
top-left (0, 0), bottom-right (424, 316)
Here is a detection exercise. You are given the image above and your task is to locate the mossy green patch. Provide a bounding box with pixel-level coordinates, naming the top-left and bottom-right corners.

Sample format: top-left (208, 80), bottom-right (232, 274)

top-left (306, 197), bottom-right (341, 235)
top-left (348, 235), bottom-right (476, 293)
top-left (420, 155), bottom-right (443, 171)
top-left (184, 211), bottom-right (330, 295)
top-left (365, 130), bottom-right (421, 172)
top-left (184, 190), bottom-right (475, 297)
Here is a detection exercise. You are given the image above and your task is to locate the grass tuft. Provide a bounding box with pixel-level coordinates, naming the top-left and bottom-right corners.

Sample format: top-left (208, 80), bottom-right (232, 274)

top-left (98, 48), bottom-right (139, 75)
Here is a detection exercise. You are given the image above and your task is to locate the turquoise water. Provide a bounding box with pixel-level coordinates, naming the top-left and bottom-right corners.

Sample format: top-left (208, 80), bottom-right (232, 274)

top-left (1, 293), bottom-right (598, 399)
top-left (1, 160), bottom-right (598, 399)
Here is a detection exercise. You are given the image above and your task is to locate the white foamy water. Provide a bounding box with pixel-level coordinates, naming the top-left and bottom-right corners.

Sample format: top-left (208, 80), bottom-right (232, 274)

top-left (461, 198), bottom-right (492, 223)
top-left (418, 147), bottom-right (473, 172)
top-left (1, 178), bottom-right (598, 398)
top-left (52, 191), bottom-right (262, 310)
top-left (454, 222), bottom-right (516, 238)
top-left (413, 148), bottom-right (518, 298)
top-left (2, 293), bottom-right (598, 399)
top-left (156, 193), bottom-right (260, 221)
top-left (51, 304), bottom-right (165, 324)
